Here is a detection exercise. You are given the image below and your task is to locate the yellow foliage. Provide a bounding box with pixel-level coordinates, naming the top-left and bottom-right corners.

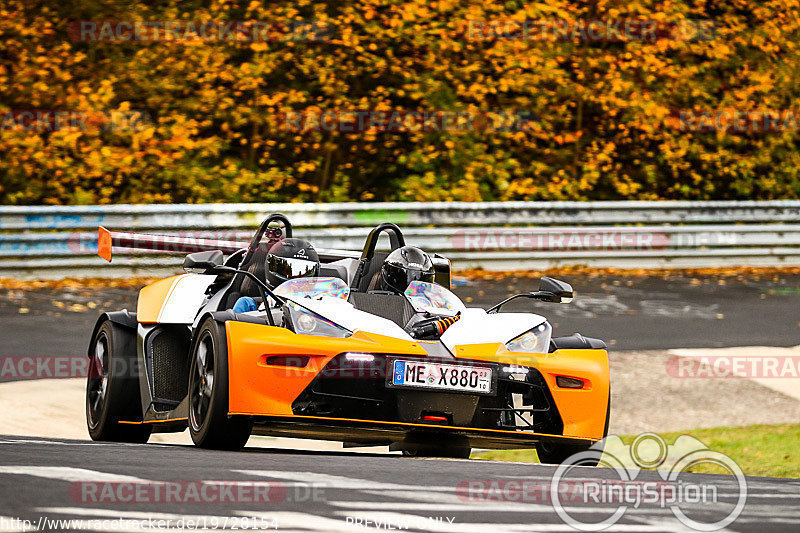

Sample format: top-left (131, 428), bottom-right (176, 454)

top-left (1, 1), bottom-right (800, 204)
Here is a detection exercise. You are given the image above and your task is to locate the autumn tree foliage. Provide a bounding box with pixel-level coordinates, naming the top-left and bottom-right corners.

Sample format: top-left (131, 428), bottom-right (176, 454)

top-left (1, 0), bottom-right (800, 205)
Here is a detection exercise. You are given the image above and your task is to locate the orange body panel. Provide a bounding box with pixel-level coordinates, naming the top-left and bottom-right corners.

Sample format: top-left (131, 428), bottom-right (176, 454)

top-left (225, 322), bottom-right (427, 416)
top-left (137, 275), bottom-right (184, 323)
top-left (453, 344), bottom-right (610, 440)
top-left (225, 321), bottom-right (610, 442)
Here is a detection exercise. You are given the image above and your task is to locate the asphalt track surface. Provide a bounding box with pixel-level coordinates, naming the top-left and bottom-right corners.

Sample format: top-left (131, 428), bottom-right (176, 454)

top-left (2, 273), bottom-right (800, 356)
top-left (0, 435), bottom-right (798, 532)
top-left (1, 275), bottom-right (799, 531)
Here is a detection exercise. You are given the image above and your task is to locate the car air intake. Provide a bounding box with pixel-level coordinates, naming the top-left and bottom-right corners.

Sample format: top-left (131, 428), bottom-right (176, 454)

top-left (146, 326), bottom-right (191, 408)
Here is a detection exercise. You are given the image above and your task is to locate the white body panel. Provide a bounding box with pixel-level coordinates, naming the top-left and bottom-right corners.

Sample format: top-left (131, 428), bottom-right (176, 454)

top-left (298, 296), bottom-right (545, 350)
top-left (440, 308), bottom-right (547, 352)
top-left (158, 274), bottom-right (216, 324)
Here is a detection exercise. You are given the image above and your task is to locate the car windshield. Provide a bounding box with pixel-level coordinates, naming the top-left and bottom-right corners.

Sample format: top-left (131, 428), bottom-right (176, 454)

top-left (404, 281), bottom-right (466, 316)
top-left (273, 276), bottom-right (350, 302)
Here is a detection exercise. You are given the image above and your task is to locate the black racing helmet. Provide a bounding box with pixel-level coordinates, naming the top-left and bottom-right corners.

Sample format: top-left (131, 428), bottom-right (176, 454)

top-left (380, 245), bottom-right (435, 293)
top-left (266, 238), bottom-right (320, 288)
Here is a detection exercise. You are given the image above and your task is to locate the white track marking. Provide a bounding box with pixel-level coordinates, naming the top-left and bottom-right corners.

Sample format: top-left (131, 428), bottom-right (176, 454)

top-left (0, 438), bottom-right (75, 446)
top-left (328, 500), bottom-right (602, 513)
top-left (341, 491), bottom-right (800, 519)
top-left (362, 489), bottom-right (471, 504)
top-left (232, 470), bottom-right (452, 491)
top-left (332, 497), bottom-right (673, 516)
top-left (723, 493), bottom-right (800, 499)
top-left (734, 517), bottom-right (800, 524)
top-left (0, 466), bottom-right (147, 483)
top-left (0, 438), bottom-right (99, 446)
top-left (626, 516), bottom-right (741, 533)
top-left (358, 488), bottom-right (611, 511)
top-left (329, 499), bottom-right (800, 521)
top-left (0, 438), bottom-right (168, 448)
top-left (37, 507), bottom-right (265, 521)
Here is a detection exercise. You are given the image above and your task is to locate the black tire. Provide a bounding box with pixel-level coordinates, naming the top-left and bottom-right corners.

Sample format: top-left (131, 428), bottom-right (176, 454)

top-left (536, 441), bottom-right (598, 465)
top-left (86, 320), bottom-right (151, 443)
top-left (536, 388), bottom-right (611, 466)
top-left (402, 446), bottom-right (471, 459)
top-left (188, 318), bottom-right (251, 450)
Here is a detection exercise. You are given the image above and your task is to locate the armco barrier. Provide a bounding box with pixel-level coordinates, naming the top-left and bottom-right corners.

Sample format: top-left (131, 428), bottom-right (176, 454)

top-left (1, 201), bottom-right (800, 277)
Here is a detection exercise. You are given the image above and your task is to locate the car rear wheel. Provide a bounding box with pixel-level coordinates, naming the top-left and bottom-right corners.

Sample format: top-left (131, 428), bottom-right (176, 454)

top-left (86, 320), bottom-right (151, 443)
top-left (188, 318), bottom-right (251, 450)
top-left (536, 441), bottom-right (599, 465)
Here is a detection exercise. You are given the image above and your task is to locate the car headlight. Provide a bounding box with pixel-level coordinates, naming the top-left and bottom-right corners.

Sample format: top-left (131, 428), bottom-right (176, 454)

top-left (505, 322), bottom-right (552, 354)
top-left (285, 301), bottom-right (352, 338)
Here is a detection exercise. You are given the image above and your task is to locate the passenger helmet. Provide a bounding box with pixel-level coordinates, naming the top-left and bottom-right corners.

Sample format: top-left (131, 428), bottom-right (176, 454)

top-left (379, 246), bottom-right (435, 293)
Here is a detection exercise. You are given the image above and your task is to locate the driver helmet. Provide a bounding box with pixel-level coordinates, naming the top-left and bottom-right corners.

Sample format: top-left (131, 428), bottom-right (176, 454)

top-left (379, 245), bottom-right (435, 293)
top-left (266, 238), bottom-right (320, 288)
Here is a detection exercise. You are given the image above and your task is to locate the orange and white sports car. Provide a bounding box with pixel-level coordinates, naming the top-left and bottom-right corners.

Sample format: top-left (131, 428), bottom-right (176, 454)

top-left (86, 214), bottom-right (610, 461)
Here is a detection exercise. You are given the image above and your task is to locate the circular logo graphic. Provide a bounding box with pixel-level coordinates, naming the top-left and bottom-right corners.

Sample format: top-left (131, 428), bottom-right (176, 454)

top-left (550, 434), bottom-right (748, 532)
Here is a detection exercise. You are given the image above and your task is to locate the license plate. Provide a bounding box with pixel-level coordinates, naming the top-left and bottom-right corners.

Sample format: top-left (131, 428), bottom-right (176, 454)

top-left (389, 359), bottom-right (494, 394)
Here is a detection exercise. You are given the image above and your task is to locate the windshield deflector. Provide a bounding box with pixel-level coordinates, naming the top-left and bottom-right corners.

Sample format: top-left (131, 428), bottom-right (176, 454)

top-left (404, 281), bottom-right (466, 317)
top-left (273, 277), bottom-right (350, 303)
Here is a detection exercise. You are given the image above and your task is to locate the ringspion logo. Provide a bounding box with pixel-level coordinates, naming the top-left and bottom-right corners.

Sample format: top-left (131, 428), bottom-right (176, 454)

top-left (551, 433), bottom-right (747, 531)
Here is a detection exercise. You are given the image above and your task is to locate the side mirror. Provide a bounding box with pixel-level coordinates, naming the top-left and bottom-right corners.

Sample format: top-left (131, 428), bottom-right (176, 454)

top-left (534, 277), bottom-right (574, 303)
top-left (487, 276), bottom-right (575, 313)
top-left (183, 250), bottom-right (224, 274)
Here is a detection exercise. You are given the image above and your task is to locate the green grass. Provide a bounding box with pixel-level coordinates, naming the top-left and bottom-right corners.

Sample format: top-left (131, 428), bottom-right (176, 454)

top-left (472, 423), bottom-right (800, 479)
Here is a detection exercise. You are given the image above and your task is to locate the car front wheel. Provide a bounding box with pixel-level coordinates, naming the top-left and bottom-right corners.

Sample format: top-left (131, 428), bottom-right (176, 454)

top-left (188, 318), bottom-right (251, 450)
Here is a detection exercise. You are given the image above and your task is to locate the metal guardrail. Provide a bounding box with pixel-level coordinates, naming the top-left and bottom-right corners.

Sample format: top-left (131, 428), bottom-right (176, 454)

top-left (3, 201), bottom-right (800, 230)
top-left (1, 201), bottom-right (800, 277)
